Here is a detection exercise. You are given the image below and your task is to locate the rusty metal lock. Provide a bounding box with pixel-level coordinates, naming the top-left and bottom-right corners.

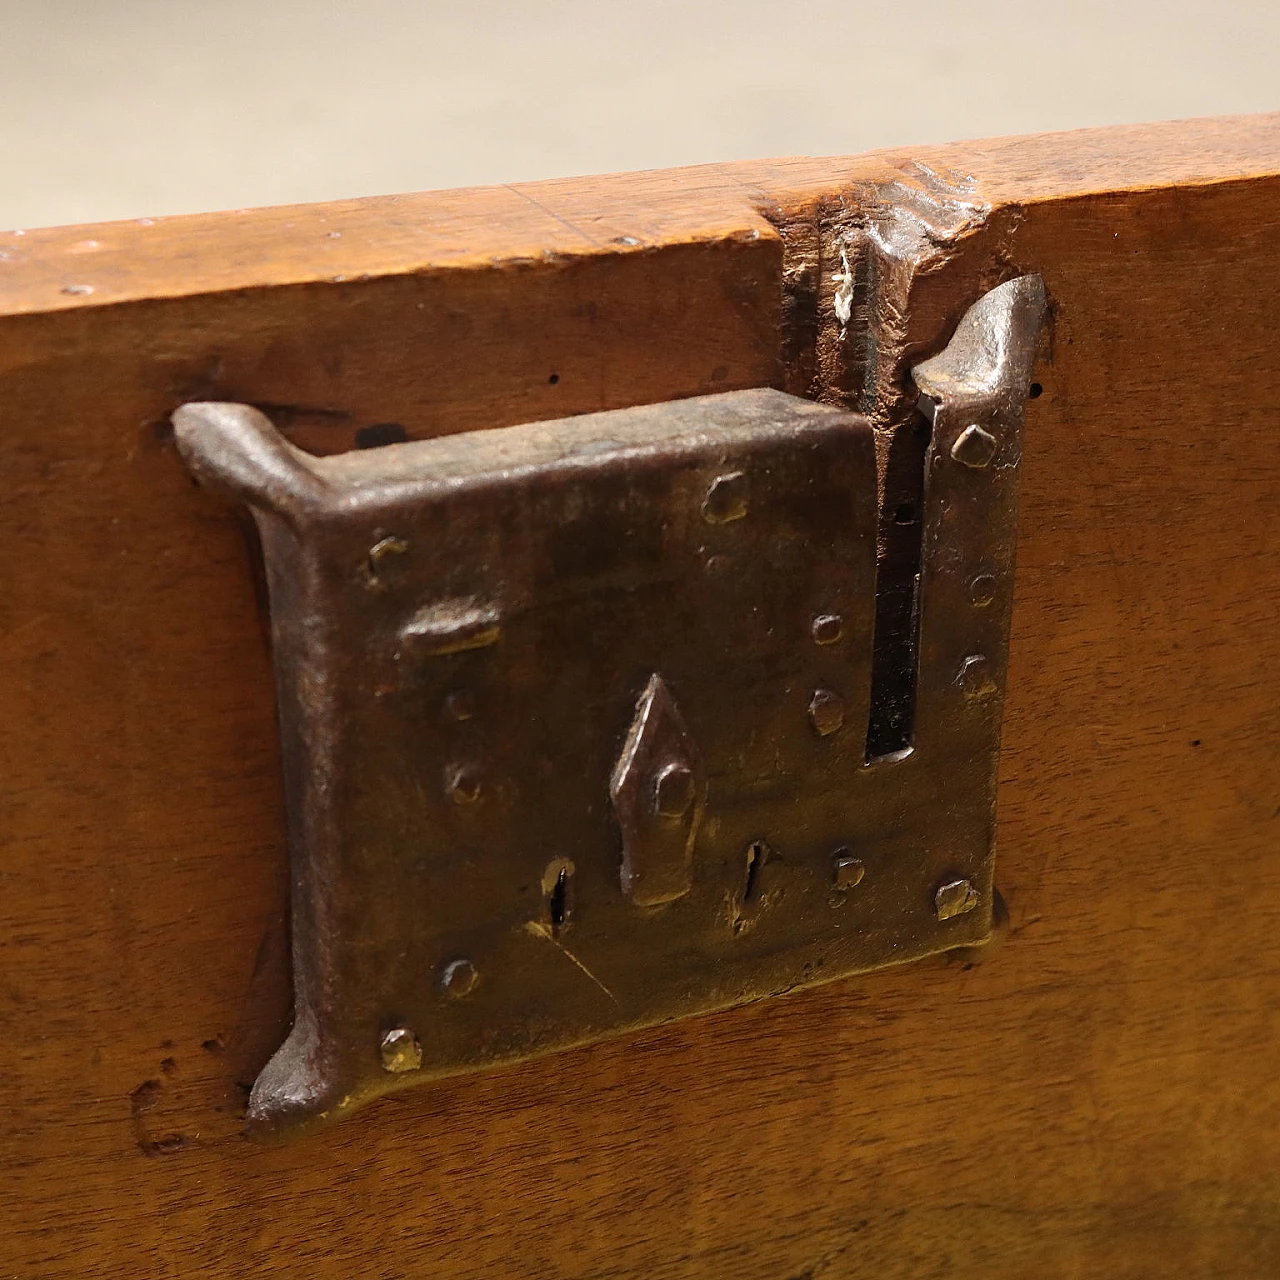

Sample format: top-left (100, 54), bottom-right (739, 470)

top-left (174, 275), bottom-right (1045, 1141)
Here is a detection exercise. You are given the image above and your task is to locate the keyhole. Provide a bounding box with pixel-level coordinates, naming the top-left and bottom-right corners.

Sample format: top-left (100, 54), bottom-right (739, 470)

top-left (743, 841), bottom-right (768, 905)
top-left (549, 871), bottom-right (569, 933)
top-left (542, 858), bottom-right (575, 937)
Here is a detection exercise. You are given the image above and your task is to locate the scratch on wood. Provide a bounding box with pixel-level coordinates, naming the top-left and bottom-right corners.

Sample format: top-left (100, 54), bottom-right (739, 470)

top-left (503, 184), bottom-right (603, 250)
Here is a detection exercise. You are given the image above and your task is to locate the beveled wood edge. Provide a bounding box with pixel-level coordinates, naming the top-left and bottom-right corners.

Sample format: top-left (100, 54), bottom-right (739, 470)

top-left (0, 112), bottom-right (1277, 318)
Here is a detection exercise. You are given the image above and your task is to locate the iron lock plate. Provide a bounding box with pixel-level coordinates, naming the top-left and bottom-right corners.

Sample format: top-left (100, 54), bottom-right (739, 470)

top-left (175, 275), bottom-right (1046, 1141)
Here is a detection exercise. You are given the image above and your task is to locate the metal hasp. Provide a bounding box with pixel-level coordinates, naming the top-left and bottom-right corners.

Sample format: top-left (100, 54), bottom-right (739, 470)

top-left (173, 274), bottom-right (1045, 1142)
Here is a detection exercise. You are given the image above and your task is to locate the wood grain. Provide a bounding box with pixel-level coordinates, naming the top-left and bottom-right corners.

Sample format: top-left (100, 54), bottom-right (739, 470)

top-left (1, 113), bottom-right (1279, 1278)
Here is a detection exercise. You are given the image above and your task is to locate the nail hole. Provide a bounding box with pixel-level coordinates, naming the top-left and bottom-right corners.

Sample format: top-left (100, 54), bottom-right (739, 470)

top-left (893, 503), bottom-right (917, 526)
top-left (548, 372), bottom-right (560, 385)
top-left (355, 422), bottom-right (408, 449)
top-left (1191, 739), bottom-right (1202, 748)
top-left (1028, 382), bottom-right (1043, 399)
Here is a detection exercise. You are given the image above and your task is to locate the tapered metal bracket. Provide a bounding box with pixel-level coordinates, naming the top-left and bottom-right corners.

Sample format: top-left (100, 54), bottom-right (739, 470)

top-left (173, 275), bottom-right (1045, 1142)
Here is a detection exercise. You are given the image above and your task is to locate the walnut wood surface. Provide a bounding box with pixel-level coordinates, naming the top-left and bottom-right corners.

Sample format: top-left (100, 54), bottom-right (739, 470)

top-left (2, 113), bottom-right (1279, 1277)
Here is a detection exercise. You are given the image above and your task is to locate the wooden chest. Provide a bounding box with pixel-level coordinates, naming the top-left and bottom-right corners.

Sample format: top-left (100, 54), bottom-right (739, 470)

top-left (2, 112), bottom-right (1278, 1277)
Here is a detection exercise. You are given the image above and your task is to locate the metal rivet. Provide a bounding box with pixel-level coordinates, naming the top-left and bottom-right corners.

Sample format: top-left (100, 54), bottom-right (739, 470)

top-left (701, 471), bottom-right (748, 524)
top-left (368, 535), bottom-right (408, 566)
top-left (950, 424), bottom-right (998, 468)
top-left (808, 688), bottom-right (845, 737)
top-left (948, 887), bottom-right (1010, 964)
top-left (611, 674), bottom-right (702, 906)
top-left (832, 851), bottom-right (865, 889)
top-left (366, 535), bottom-right (409, 587)
top-left (441, 958), bottom-right (478, 999)
top-left (811, 614), bottom-right (844, 645)
top-left (969, 573), bottom-right (997, 607)
top-left (445, 688), bottom-right (475, 721)
top-left (379, 1027), bottom-right (422, 1073)
top-left (935, 878), bottom-right (979, 921)
top-left (445, 764), bottom-right (482, 804)
top-left (654, 762), bottom-right (695, 818)
top-left (956, 654), bottom-right (998, 701)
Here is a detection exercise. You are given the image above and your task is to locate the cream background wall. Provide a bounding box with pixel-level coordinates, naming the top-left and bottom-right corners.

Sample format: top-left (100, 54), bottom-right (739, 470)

top-left (0, 0), bottom-right (1275, 229)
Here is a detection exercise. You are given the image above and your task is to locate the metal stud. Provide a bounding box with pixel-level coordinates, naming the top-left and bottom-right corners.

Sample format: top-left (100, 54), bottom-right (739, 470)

top-left (445, 688), bottom-right (476, 721)
top-left (956, 655), bottom-right (997, 702)
top-left (935, 878), bottom-right (979, 921)
top-left (950, 424), bottom-right (998, 468)
top-left (832, 852), bottom-right (865, 889)
top-left (811, 613), bottom-right (844, 645)
top-left (808, 688), bottom-right (845, 737)
top-left (440, 958), bottom-right (479, 999)
top-left (380, 1027), bottom-right (422, 1073)
top-left (654, 762), bottom-right (696, 818)
top-left (701, 471), bottom-right (748, 523)
top-left (445, 763), bottom-right (483, 804)
top-left (968, 574), bottom-right (997, 607)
